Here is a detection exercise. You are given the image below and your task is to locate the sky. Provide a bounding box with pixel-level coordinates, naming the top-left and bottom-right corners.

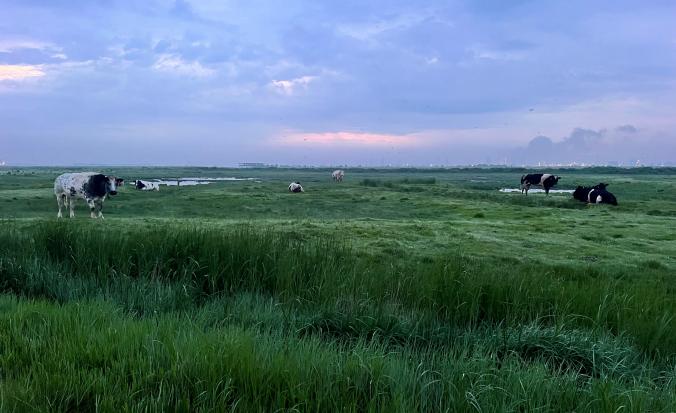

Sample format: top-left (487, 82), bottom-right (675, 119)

top-left (1, 0), bottom-right (675, 166)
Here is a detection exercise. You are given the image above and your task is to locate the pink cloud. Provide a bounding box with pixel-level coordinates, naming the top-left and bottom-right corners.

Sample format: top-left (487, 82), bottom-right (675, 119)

top-left (0, 65), bottom-right (45, 81)
top-left (275, 131), bottom-right (417, 146)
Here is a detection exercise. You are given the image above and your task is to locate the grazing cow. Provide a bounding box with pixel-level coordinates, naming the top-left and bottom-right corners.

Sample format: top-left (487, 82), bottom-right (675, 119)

top-left (134, 180), bottom-right (160, 191)
top-left (520, 173), bottom-right (561, 195)
top-left (288, 182), bottom-right (304, 193)
top-left (54, 172), bottom-right (123, 219)
top-left (332, 170), bottom-right (345, 182)
top-left (573, 183), bottom-right (618, 206)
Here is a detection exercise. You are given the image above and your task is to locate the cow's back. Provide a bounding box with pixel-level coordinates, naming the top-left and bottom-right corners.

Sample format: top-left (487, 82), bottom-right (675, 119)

top-left (523, 174), bottom-right (543, 184)
top-left (54, 173), bottom-right (74, 195)
top-left (54, 172), bottom-right (96, 197)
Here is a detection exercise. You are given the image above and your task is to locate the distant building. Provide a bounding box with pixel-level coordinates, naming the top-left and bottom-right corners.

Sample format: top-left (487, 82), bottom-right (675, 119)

top-left (238, 162), bottom-right (269, 168)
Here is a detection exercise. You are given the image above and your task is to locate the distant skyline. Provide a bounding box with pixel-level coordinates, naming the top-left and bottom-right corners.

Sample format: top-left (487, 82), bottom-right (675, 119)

top-left (1, 0), bottom-right (675, 166)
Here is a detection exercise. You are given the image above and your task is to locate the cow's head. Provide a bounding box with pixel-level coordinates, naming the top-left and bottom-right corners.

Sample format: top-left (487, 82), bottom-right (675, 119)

top-left (87, 174), bottom-right (121, 197)
top-left (106, 176), bottom-right (121, 195)
top-left (554, 176), bottom-right (561, 183)
top-left (596, 182), bottom-right (608, 190)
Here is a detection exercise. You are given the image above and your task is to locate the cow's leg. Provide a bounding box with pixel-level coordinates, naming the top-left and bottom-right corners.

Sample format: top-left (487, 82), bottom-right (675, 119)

top-left (56, 194), bottom-right (64, 218)
top-left (87, 198), bottom-right (97, 219)
top-left (67, 196), bottom-right (76, 218)
top-left (96, 200), bottom-right (105, 219)
top-left (545, 186), bottom-right (550, 196)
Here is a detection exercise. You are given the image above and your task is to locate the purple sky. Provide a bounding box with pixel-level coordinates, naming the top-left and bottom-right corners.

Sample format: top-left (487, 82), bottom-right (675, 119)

top-left (1, 0), bottom-right (675, 166)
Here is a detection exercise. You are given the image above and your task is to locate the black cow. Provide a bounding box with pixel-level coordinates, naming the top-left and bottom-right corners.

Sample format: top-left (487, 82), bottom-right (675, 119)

top-left (520, 173), bottom-right (560, 195)
top-left (573, 183), bottom-right (618, 206)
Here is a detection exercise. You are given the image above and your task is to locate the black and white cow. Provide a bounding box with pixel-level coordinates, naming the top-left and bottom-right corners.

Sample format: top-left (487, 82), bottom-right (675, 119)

top-left (520, 173), bottom-right (561, 195)
top-left (573, 183), bottom-right (618, 206)
top-left (54, 172), bottom-right (123, 218)
top-left (332, 170), bottom-right (345, 182)
top-left (134, 180), bottom-right (160, 191)
top-left (288, 182), bottom-right (304, 193)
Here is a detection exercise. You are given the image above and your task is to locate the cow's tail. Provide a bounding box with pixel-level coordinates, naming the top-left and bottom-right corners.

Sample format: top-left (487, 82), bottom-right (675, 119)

top-left (520, 175), bottom-right (526, 184)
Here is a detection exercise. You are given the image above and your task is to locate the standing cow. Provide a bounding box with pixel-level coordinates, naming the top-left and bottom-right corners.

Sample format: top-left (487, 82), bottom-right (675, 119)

top-left (54, 172), bottom-right (123, 219)
top-left (332, 170), bottom-right (345, 182)
top-left (520, 173), bottom-right (561, 195)
top-left (288, 182), bottom-right (304, 193)
top-left (573, 183), bottom-right (618, 206)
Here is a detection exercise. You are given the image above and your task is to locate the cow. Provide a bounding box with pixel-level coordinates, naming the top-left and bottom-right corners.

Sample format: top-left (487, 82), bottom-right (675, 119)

top-left (573, 183), bottom-right (618, 206)
top-left (133, 180), bottom-right (160, 191)
top-left (54, 172), bottom-right (123, 219)
top-left (520, 173), bottom-right (561, 195)
top-left (288, 182), bottom-right (304, 193)
top-left (332, 170), bottom-right (345, 182)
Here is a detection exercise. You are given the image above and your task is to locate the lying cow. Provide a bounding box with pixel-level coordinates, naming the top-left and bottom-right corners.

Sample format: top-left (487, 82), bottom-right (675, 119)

top-left (332, 170), bottom-right (345, 182)
top-left (573, 183), bottom-right (618, 206)
top-left (54, 172), bottom-right (123, 218)
top-left (520, 173), bottom-right (561, 195)
top-left (134, 180), bottom-right (160, 191)
top-left (288, 182), bottom-right (304, 193)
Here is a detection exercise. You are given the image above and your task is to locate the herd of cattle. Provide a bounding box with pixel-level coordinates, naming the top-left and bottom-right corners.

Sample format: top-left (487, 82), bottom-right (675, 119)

top-left (520, 173), bottom-right (618, 205)
top-left (53, 170), bottom-right (617, 219)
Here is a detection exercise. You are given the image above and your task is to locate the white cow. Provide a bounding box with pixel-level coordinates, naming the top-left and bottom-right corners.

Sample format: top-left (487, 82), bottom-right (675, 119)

top-left (54, 172), bottom-right (123, 219)
top-left (134, 180), bottom-right (160, 191)
top-left (332, 170), bottom-right (345, 182)
top-left (288, 182), bottom-right (304, 193)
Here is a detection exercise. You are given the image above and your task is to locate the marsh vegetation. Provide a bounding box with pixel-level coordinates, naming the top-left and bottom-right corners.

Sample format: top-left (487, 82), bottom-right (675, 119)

top-left (0, 167), bottom-right (675, 411)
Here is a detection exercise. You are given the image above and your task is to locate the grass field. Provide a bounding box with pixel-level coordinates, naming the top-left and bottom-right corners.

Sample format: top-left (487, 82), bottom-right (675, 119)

top-left (1, 166), bottom-right (675, 411)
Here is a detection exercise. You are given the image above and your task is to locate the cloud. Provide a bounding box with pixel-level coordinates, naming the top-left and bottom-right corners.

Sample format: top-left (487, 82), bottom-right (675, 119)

top-left (152, 54), bottom-right (215, 77)
top-left (269, 75), bottom-right (317, 95)
top-left (2, 1), bottom-right (676, 165)
top-left (468, 45), bottom-right (527, 61)
top-left (336, 13), bottom-right (435, 43)
top-left (615, 124), bottom-right (637, 134)
top-left (0, 65), bottom-right (45, 80)
top-left (0, 39), bottom-right (53, 53)
top-left (515, 125), bottom-right (676, 165)
top-left (0, 38), bottom-right (68, 61)
top-left (274, 130), bottom-right (417, 146)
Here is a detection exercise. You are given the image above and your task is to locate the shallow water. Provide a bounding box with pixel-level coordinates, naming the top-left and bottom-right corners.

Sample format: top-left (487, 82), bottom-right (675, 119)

top-left (180, 177), bottom-right (258, 181)
top-left (499, 188), bottom-right (574, 193)
top-left (145, 177), bottom-right (260, 186)
top-left (156, 180), bottom-right (211, 186)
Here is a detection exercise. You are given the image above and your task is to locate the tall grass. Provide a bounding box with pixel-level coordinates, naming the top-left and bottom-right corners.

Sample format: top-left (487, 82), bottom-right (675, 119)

top-left (1, 221), bottom-right (675, 410)
top-left (1, 221), bottom-right (675, 356)
top-left (359, 177), bottom-right (436, 187)
top-left (1, 296), bottom-right (674, 412)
